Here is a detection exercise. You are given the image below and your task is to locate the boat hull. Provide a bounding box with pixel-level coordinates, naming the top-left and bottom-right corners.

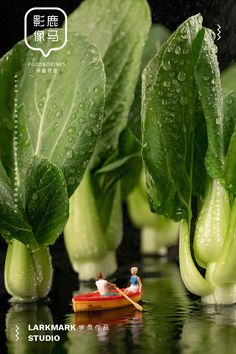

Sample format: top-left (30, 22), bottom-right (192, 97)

top-left (72, 290), bottom-right (142, 312)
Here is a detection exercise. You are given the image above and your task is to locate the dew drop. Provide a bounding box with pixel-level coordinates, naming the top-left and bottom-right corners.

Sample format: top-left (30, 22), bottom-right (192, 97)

top-left (212, 45), bottom-right (218, 54)
top-left (180, 96), bottom-right (188, 106)
top-left (177, 71), bottom-right (186, 82)
top-left (85, 129), bottom-right (92, 137)
top-left (90, 112), bottom-right (96, 118)
top-left (56, 109), bottom-right (63, 119)
top-left (174, 46), bottom-right (181, 55)
top-left (210, 31), bottom-right (216, 40)
top-left (66, 150), bottom-right (73, 159)
top-left (68, 127), bottom-right (76, 135)
top-left (162, 61), bottom-right (171, 71)
top-left (32, 193), bottom-right (38, 201)
top-left (163, 81), bottom-right (170, 88)
top-left (161, 99), bottom-right (168, 106)
top-left (68, 177), bottom-right (75, 185)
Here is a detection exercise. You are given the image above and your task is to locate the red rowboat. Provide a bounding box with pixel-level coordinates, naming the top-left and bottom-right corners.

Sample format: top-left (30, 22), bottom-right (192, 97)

top-left (72, 288), bottom-right (142, 312)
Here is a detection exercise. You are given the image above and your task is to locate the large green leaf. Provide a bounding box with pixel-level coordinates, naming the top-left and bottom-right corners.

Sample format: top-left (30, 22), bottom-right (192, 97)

top-left (194, 29), bottom-right (224, 178)
top-left (0, 191), bottom-right (33, 246)
top-left (192, 103), bottom-right (208, 197)
top-left (0, 31), bottom-right (106, 248)
top-left (128, 24), bottom-right (171, 143)
top-left (68, 0), bottom-right (151, 167)
top-left (216, 91), bottom-right (236, 195)
top-left (223, 91), bottom-right (236, 155)
top-left (142, 15), bottom-right (203, 221)
top-left (0, 165), bottom-right (34, 246)
top-left (225, 133), bottom-right (236, 196)
top-left (25, 156), bottom-right (69, 247)
top-left (0, 31), bottom-right (106, 198)
top-left (0, 156), bottom-right (69, 250)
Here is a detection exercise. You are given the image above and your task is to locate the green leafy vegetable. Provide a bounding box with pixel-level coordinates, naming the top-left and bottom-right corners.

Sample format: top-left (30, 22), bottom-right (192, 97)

top-left (128, 24), bottom-right (171, 142)
top-left (0, 30), bottom-right (106, 300)
top-left (25, 156), bottom-right (69, 247)
top-left (142, 14), bottom-right (236, 304)
top-left (0, 31), bottom-right (105, 249)
top-left (128, 170), bottom-right (179, 255)
top-left (64, 171), bottom-right (117, 280)
top-left (142, 15), bottom-right (204, 222)
top-left (67, 0), bottom-right (151, 167)
top-left (64, 0), bottom-right (151, 280)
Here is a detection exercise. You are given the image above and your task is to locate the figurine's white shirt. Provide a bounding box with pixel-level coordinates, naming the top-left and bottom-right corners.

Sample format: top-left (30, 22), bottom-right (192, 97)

top-left (95, 279), bottom-right (108, 295)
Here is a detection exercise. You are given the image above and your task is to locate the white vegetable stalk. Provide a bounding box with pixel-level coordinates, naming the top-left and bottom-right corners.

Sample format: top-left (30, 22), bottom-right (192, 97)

top-left (179, 179), bottom-right (236, 304)
top-left (128, 170), bottom-right (179, 255)
top-left (4, 239), bottom-right (53, 302)
top-left (103, 181), bottom-right (123, 269)
top-left (64, 171), bottom-right (121, 280)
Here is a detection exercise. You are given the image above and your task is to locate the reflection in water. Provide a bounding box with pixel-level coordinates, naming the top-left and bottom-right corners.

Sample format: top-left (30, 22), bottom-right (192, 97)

top-left (6, 303), bottom-right (54, 354)
top-left (140, 259), bottom-right (193, 354)
top-left (65, 306), bottom-right (143, 353)
top-left (180, 305), bottom-right (236, 354)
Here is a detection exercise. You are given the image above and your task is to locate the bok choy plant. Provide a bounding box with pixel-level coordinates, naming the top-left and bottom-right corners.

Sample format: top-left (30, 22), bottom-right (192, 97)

top-left (0, 31), bottom-right (106, 301)
top-left (142, 14), bottom-right (236, 304)
top-left (128, 170), bottom-right (179, 255)
top-left (127, 24), bottom-right (179, 255)
top-left (64, 0), bottom-right (151, 280)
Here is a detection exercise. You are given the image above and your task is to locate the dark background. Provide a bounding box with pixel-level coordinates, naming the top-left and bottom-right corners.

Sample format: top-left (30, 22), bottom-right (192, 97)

top-left (0, 0), bottom-right (236, 68)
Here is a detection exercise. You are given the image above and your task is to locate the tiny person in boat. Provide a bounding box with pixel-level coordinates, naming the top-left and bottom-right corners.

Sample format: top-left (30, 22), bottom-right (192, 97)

top-left (125, 266), bottom-right (142, 294)
top-left (95, 272), bottom-right (118, 296)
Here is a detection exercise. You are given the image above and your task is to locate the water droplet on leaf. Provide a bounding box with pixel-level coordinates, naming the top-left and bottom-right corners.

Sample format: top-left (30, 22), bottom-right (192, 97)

top-left (177, 71), bottom-right (186, 82)
top-left (174, 46), bottom-right (181, 55)
top-left (162, 61), bottom-right (171, 71)
top-left (180, 96), bottom-right (188, 106)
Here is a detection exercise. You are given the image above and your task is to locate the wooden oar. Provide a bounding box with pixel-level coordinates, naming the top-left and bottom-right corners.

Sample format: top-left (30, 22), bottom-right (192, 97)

top-left (115, 287), bottom-right (143, 311)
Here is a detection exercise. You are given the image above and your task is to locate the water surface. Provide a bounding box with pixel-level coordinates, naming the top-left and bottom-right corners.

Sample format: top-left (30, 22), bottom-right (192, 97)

top-left (4, 258), bottom-right (236, 354)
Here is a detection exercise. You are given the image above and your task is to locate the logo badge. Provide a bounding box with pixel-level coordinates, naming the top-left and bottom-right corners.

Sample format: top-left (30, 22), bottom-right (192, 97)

top-left (24, 7), bottom-right (67, 57)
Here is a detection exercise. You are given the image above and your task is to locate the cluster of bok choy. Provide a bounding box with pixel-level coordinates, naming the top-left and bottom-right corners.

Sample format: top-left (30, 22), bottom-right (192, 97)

top-left (0, 31), bottom-right (106, 300)
top-left (142, 14), bottom-right (236, 304)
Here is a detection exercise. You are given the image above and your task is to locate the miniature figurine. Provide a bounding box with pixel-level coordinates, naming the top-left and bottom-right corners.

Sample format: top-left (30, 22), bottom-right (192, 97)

top-left (125, 266), bottom-right (142, 294)
top-left (95, 272), bottom-right (117, 296)
top-left (72, 270), bottom-right (143, 312)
